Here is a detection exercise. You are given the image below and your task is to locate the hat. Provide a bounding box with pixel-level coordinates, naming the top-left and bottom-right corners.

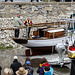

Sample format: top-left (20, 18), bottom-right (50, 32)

top-left (13, 56), bottom-right (18, 59)
top-left (4, 68), bottom-right (9, 74)
top-left (4, 68), bottom-right (13, 74)
top-left (18, 14), bottom-right (20, 17)
top-left (26, 61), bottom-right (31, 65)
top-left (16, 67), bottom-right (28, 75)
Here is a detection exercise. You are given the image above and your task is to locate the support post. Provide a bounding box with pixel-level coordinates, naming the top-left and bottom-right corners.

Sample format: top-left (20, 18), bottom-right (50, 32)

top-left (71, 60), bottom-right (75, 75)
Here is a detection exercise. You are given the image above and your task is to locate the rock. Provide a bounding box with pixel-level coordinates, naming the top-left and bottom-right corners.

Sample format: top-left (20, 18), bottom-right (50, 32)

top-left (66, 7), bottom-right (71, 11)
top-left (0, 35), bottom-right (5, 39)
top-left (38, 6), bottom-right (42, 9)
top-left (32, 6), bottom-right (38, 12)
top-left (22, 5), bottom-right (27, 9)
top-left (45, 6), bottom-right (53, 11)
top-left (37, 15), bottom-right (43, 20)
top-left (5, 44), bottom-right (10, 47)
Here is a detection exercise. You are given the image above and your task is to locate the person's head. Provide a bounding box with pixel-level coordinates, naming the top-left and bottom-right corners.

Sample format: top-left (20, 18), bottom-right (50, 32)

top-left (17, 14), bottom-right (20, 18)
top-left (16, 67), bottom-right (28, 75)
top-left (27, 17), bottom-right (30, 20)
top-left (25, 57), bottom-right (30, 64)
top-left (44, 66), bottom-right (50, 71)
top-left (26, 61), bottom-right (31, 66)
top-left (40, 58), bottom-right (47, 64)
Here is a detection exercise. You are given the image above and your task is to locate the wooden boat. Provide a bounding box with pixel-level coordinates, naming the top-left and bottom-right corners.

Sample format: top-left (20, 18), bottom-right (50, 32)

top-left (13, 24), bottom-right (68, 56)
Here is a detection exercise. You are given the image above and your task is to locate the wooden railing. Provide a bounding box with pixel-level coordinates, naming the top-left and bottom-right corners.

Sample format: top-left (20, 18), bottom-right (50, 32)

top-left (1, 21), bottom-right (67, 30)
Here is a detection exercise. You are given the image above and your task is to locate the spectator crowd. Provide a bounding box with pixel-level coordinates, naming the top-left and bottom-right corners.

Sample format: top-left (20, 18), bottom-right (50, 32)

top-left (0, 56), bottom-right (54, 75)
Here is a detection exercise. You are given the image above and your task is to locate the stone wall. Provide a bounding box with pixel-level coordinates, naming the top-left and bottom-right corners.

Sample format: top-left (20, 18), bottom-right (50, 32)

top-left (0, 2), bottom-right (74, 48)
top-left (0, 2), bottom-right (74, 22)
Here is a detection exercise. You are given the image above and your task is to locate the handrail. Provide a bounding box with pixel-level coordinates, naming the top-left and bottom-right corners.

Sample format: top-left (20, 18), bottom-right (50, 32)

top-left (1, 21), bottom-right (67, 30)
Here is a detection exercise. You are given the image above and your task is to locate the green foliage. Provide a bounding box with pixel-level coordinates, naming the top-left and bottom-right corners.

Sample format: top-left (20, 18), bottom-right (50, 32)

top-left (0, 43), bottom-right (13, 50)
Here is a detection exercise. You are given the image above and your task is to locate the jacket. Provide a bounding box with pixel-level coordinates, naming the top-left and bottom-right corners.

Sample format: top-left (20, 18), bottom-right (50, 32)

top-left (44, 71), bottom-right (51, 75)
top-left (10, 60), bottom-right (22, 75)
top-left (25, 66), bottom-right (34, 75)
top-left (24, 20), bottom-right (32, 26)
top-left (44, 66), bottom-right (54, 75)
top-left (14, 17), bottom-right (22, 27)
top-left (39, 62), bottom-right (54, 75)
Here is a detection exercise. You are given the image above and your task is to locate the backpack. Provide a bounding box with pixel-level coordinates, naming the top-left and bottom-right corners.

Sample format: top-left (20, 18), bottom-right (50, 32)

top-left (25, 66), bottom-right (33, 75)
top-left (37, 67), bottom-right (41, 73)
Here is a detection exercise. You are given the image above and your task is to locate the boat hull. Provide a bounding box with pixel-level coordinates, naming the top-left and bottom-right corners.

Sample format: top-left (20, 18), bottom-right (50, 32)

top-left (25, 46), bottom-right (57, 56)
top-left (13, 36), bottom-right (70, 56)
top-left (20, 36), bottom-right (69, 56)
top-left (22, 36), bottom-right (68, 47)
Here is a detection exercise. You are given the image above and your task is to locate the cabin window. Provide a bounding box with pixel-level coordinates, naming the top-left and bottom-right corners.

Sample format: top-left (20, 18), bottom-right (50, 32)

top-left (54, 33), bottom-right (56, 37)
top-left (70, 23), bottom-right (73, 28)
top-left (44, 32), bottom-right (46, 35)
top-left (68, 22), bottom-right (74, 30)
top-left (61, 32), bottom-right (63, 35)
top-left (39, 29), bottom-right (44, 37)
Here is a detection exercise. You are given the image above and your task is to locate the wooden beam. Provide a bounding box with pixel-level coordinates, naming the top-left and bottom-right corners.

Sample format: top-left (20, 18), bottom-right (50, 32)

top-left (1, 21), bottom-right (67, 30)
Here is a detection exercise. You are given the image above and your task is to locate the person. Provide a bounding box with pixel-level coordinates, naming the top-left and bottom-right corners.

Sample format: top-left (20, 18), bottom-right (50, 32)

top-left (36, 63), bottom-right (42, 74)
top-left (10, 56), bottom-right (22, 75)
top-left (44, 66), bottom-right (51, 75)
top-left (24, 61), bottom-right (34, 75)
top-left (14, 14), bottom-right (23, 38)
top-left (16, 67), bottom-right (28, 75)
top-left (4, 68), bottom-right (13, 75)
top-left (24, 18), bottom-right (32, 39)
top-left (23, 57), bottom-right (30, 67)
top-left (0, 66), bottom-right (2, 75)
top-left (38, 58), bottom-right (54, 75)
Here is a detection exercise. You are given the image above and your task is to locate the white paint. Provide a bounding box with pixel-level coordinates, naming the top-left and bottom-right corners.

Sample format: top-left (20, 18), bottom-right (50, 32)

top-left (48, 29), bottom-right (64, 33)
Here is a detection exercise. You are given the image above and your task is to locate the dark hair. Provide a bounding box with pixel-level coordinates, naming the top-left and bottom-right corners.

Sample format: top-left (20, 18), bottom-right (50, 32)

top-left (40, 58), bottom-right (47, 64)
top-left (44, 66), bottom-right (50, 71)
top-left (25, 57), bottom-right (30, 65)
top-left (70, 14), bottom-right (75, 18)
top-left (13, 59), bottom-right (18, 62)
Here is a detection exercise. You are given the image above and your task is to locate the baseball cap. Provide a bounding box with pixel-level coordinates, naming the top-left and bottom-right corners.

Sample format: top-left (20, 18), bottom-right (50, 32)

top-left (26, 61), bottom-right (31, 65)
top-left (13, 56), bottom-right (18, 59)
top-left (18, 14), bottom-right (20, 17)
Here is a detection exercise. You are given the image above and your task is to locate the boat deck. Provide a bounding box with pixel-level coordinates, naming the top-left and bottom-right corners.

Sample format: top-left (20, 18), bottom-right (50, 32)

top-left (28, 35), bottom-right (66, 40)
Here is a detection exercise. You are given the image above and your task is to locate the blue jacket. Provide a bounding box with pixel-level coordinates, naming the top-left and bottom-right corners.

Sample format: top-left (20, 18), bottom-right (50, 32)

top-left (44, 66), bottom-right (54, 75)
top-left (44, 71), bottom-right (51, 75)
